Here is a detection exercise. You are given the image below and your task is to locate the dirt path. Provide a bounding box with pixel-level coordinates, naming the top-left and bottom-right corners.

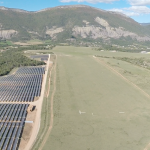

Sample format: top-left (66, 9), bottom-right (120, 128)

top-left (38, 55), bottom-right (57, 150)
top-left (47, 66), bottom-right (53, 98)
top-left (144, 144), bottom-right (150, 150)
top-left (93, 56), bottom-right (150, 99)
top-left (33, 64), bottom-right (54, 149)
top-left (24, 54), bottom-right (51, 150)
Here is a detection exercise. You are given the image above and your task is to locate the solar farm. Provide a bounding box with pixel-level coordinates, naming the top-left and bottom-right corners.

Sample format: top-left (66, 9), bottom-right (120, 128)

top-left (0, 66), bottom-right (45, 102)
top-left (30, 55), bottom-right (49, 62)
top-left (0, 104), bottom-right (29, 150)
top-left (0, 63), bottom-right (47, 150)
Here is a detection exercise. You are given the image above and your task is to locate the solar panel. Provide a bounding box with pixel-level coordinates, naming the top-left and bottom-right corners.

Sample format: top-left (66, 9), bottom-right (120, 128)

top-left (0, 65), bottom-right (44, 149)
top-left (0, 104), bottom-right (29, 150)
top-left (0, 66), bottom-right (45, 102)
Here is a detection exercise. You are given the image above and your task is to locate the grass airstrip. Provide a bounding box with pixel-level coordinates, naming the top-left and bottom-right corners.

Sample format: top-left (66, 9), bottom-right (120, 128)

top-left (33, 46), bottom-right (150, 150)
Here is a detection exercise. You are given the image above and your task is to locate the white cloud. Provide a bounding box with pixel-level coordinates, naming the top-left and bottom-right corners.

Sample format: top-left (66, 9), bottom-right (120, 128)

top-left (60, 0), bottom-right (119, 4)
top-left (109, 6), bottom-right (150, 16)
top-left (128, 0), bottom-right (150, 6)
top-left (0, 1), bottom-right (3, 4)
top-left (109, 8), bottom-right (139, 16)
top-left (125, 6), bottom-right (150, 14)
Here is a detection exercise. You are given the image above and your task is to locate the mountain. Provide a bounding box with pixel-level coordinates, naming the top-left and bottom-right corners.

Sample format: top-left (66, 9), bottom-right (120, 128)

top-left (0, 5), bottom-right (150, 45)
top-left (140, 23), bottom-right (150, 26)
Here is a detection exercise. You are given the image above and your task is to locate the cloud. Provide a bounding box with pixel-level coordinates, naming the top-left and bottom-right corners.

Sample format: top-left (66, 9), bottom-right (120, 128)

top-left (109, 6), bottom-right (150, 16)
top-left (60, 0), bottom-right (119, 4)
top-left (125, 6), bottom-right (150, 14)
top-left (0, 1), bottom-right (3, 4)
top-left (109, 8), bottom-right (139, 16)
top-left (128, 0), bottom-right (150, 6)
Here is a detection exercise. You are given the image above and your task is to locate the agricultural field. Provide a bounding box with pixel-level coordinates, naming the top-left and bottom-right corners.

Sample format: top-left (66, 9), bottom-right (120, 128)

top-left (35, 46), bottom-right (150, 150)
top-left (14, 39), bottom-right (44, 46)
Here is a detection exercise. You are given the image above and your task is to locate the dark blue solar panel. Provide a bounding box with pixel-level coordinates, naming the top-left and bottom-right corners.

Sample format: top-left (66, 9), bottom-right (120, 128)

top-left (0, 104), bottom-right (29, 150)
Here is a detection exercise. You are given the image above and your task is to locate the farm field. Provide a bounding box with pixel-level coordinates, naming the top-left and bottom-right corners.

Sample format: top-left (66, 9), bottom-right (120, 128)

top-left (14, 39), bottom-right (44, 46)
top-left (39, 46), bottom-right (150, 150)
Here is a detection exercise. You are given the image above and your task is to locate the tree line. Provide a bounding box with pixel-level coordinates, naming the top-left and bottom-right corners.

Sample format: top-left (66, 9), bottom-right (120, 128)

top-left (0, 50), bottom-right (45, 76)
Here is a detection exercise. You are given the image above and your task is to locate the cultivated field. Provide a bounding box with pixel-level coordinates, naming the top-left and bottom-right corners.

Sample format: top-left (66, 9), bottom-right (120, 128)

top-left (35, 46), bottom-right (150, 150)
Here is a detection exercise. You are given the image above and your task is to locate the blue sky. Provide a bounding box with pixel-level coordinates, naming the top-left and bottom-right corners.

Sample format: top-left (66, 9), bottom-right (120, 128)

top-left (0, 0), bottom-right (150, 23)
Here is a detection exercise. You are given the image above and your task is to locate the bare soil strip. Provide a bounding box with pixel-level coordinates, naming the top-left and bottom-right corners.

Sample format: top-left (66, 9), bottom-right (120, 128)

top-left (94, 56), bottom-right (150, 99)
top-left (47, 70), bottom-right (52, 98)
top-left (38, 55), bottom-right (57, 150)
top-left (33, 64), bottom-right (53, 149)
top-left (144, 143), bottom-right (150, 150)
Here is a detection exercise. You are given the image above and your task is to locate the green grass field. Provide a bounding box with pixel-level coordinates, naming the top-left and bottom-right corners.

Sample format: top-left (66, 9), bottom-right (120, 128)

top-left (34, 46), bottom-right (150, 150)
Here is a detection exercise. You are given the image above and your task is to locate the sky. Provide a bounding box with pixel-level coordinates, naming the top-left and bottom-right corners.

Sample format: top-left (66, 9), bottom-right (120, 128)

top-left (0, 0), bottom-right (150, 23)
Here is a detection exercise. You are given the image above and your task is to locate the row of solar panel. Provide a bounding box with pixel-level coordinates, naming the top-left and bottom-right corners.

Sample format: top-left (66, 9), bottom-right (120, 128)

top-left (30, 55), bottom-right (49, 58)
top-left (0, 66), bottom-right (45, 81)
top-left (0, 104), bottom-right (28, 121)
top-left (0, 81), bottom-right (43, 93)
top-left (0, 84), bottom-right (41, 93)
top-left (16, 67), bottom-right (45, 75)
top-left (0, 67), bottom-right (44, 102)
top-left (0, 76), bottom-right (43, 83)
top-left (0, 87), bottom-right (41, 102)
top-left (30, 55), bottom-right (49, 61)
top-left (41, 58), bottom-right (48, 61)
top-left (0, 104), bottom-right (29, 150)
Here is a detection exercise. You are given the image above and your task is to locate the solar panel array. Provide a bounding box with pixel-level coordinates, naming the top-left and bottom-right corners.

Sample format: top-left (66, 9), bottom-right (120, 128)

top-left (30, 55), bottom-right (49, 61)
top-left (0, 65), bottom-right (46, 149)
top-left (0, 66), bottom-right (45, 102)
top-left (16, 66), bottom-right (45, 75)
top-left (0, 104), bottom-right (29, 150)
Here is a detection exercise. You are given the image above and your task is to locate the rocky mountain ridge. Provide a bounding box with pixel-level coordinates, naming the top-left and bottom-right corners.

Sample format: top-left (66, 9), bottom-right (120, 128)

top-left (0, 5), bottom-right (149, 44)
top-left (72, 17), bottom-right (150, 41)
